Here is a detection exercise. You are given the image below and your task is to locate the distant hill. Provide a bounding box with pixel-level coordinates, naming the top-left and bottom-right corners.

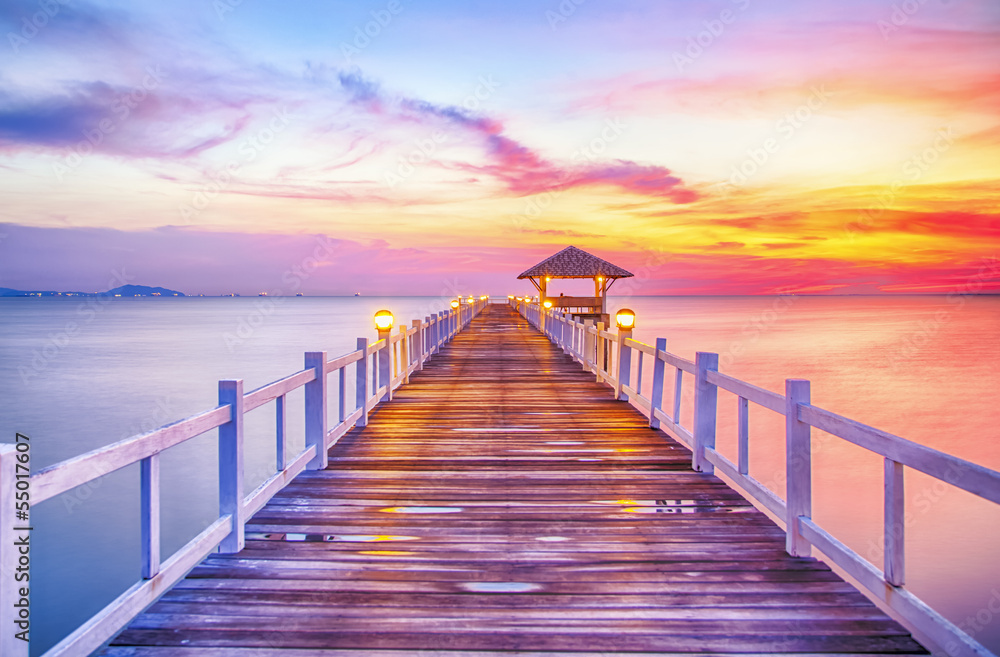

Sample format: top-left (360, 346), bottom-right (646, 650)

top-left (0, 284), bottom-right (185, 297)
top-left (102, 285), bottom-right (185, 297)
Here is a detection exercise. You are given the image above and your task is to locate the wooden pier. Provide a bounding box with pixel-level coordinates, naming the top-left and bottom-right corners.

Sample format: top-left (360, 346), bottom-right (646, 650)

top-left (7, 287), bottom-right (1000, 657)
top-left (99, 305), bottom-right (927, 655)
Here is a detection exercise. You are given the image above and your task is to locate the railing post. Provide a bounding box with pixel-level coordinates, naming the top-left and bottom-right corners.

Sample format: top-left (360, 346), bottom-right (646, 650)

top-left (616, 327), bottom-right (633, 401)
top-left (885, 457), bottom-right (905, 586)
top-left (738, 397), bottom-right (749, 475)
top-left (596, 322), bottom-right (606, 382)
top-left (218, 378), bottom-right (245, 553)
top-left (304, 352), bottom-right (328, 470)
top-left (583, 320), bottom-right (595, 372)
top-left (673, 368), bottom-right (684, 424)
top-left (276, 394), bottom-right (287, 471)
top-left (338, 366), bottom-right (346, 424)
top-left (785, 378), bottom-right (812, 557)
top-left (140, 454), bottom-right (160, 578)
top-left (412, 319), bottom-right (423, 373)
top-left (649, 337), bottom-right (667, 429)
top-left (423, 316), bottom-right (431, 361)
top-left (424, 315), bottom-right (431, 355)
top-left (356, 338), bottom-right (369, 427)
top-left (693, 352), bottom-right (719, 473)
top-left (0, 444), bottom-right (29, 657)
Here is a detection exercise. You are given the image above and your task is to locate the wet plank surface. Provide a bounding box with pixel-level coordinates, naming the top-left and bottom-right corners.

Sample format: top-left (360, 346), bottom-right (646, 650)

top-left (103, 304), bottom-right (927, 655)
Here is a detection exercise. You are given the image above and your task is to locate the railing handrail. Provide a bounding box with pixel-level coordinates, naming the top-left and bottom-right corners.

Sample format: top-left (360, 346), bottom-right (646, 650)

top-left (514, 298), bottom-right (999, 657)
top-left (30, 405), bottom-right (233, 505)
top-left (0, 298), bottom-right (489, 657)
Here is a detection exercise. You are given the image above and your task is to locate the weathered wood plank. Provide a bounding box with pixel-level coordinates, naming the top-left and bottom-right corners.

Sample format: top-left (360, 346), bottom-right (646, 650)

top-left (103, 650), bottom-right (930, 657)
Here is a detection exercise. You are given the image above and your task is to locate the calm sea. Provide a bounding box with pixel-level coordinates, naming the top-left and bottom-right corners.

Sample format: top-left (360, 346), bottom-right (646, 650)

top-left (1, 295), bottom-right (997, 654)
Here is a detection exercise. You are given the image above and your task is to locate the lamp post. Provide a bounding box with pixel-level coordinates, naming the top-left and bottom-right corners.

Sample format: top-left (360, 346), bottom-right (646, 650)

top-left (615, 308), bottom-right (635, 331)
top-left (614, 308), bottom-right (635, 401)
top-left (374, 310), bottom-right (393, 402)
top-left (596, 275), bottom-right (607, 318)
top-left (542, 299), bottom-right (553, 337)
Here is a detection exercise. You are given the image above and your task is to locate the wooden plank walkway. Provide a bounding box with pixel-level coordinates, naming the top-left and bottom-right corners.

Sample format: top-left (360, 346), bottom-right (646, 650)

top-left (101, 304), bottom-right (928, 656)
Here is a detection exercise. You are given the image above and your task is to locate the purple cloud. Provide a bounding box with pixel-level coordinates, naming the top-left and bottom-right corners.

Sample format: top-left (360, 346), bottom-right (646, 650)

top-left (0, 83), bottom-right (115, 146)
top-left (338, 71), bottom-right (698, 203)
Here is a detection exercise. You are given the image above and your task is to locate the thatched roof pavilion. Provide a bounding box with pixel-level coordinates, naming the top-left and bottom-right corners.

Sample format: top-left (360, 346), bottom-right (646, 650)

top-left (517, 246), bottom-right (633, 318)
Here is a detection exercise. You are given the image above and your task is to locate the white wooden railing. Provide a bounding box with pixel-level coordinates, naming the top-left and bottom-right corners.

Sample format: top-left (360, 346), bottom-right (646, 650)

top-left (515, 299), bottom-right (1000, 657)
top-left (0, 298), bottom-right (488, 657)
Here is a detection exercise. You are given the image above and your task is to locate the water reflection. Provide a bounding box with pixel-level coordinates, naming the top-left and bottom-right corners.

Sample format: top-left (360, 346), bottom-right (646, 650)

top-left (615, 295), bottom-right (1000, 650)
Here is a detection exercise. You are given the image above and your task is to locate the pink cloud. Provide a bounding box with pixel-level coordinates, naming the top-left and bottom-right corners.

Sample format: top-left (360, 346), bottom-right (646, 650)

top-left (339, 72), bottom-right (699, 203)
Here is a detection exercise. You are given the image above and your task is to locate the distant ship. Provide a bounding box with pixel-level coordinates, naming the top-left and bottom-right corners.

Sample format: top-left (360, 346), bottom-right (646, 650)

top-left (354, 292), bottom-right (361, 296)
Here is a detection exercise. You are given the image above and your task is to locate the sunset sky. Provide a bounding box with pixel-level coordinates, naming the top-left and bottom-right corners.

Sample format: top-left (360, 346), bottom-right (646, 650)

top-left (1, 0), bottom-right (998, 296)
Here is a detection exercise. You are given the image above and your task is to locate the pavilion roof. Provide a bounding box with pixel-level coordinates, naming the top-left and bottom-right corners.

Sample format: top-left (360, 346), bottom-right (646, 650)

top-left (517, 246), bottom-right (634, 280)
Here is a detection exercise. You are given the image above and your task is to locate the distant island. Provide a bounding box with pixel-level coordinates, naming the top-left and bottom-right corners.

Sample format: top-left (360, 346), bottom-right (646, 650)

top-left (0, 284), bottom-right (186, 297)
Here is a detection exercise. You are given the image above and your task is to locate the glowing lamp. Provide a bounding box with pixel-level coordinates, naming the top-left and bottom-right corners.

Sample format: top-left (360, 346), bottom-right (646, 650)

top-left (374, 309), bottom-right (394, 331)
top-left (467, 296), bottom-right (474, 303)
top-left (545, 276), bottom-right (551, 282)
top-left (543, 300), bottom-right (553, 309)
top-left (508, 295), bottom-right (514, 299)
top-left (450, 300), bottom-right (460, 309)
top-left (597, 276), bottom-right (604, 282)
top-left (615, 308), bottom-right (636, 330)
